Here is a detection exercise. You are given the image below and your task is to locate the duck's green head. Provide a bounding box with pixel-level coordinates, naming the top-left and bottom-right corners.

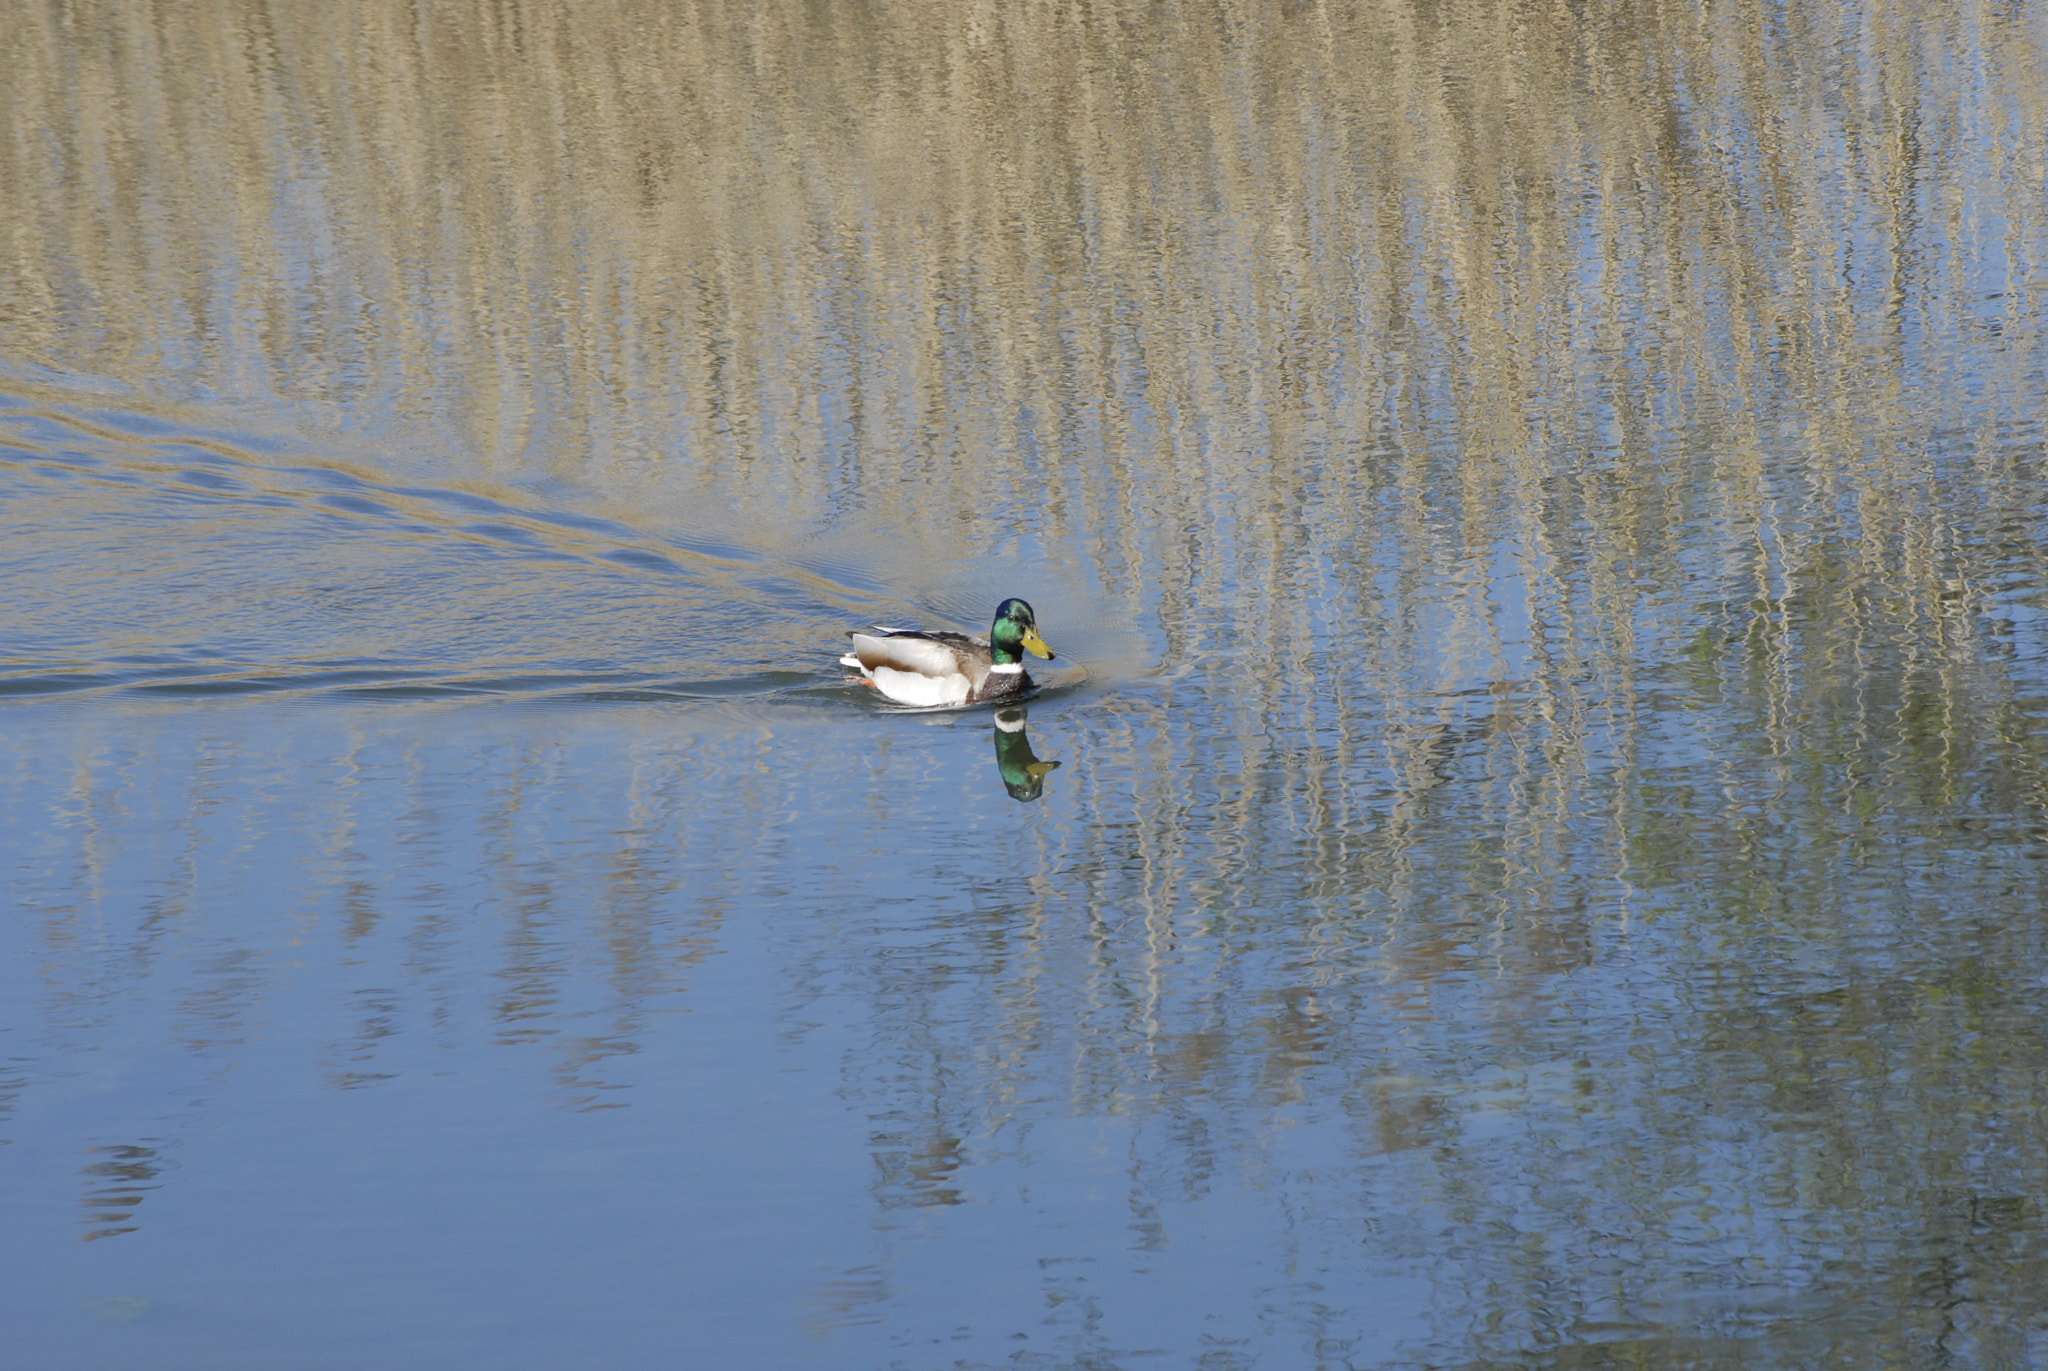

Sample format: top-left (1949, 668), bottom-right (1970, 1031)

top-left (990, 598), bottom-right (1055, 665)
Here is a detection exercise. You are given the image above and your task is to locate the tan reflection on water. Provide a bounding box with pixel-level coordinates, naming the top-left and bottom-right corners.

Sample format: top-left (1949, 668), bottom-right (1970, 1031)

top-left (9, 0), bottom-right (2044, 499)
top-left (7, 0), bottom-right (2045, 719)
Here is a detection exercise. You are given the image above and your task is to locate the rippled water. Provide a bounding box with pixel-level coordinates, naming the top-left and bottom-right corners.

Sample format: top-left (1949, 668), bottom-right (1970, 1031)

top-left (6, 0), bottom-right (2048, 1365)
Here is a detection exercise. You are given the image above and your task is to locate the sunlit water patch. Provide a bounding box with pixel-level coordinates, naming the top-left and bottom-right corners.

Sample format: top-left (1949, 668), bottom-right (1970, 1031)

top-left (0, 395), bottom-right (1118, 709)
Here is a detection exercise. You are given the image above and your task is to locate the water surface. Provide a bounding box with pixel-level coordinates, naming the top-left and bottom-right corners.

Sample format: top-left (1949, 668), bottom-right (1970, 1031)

top-left (5, 0), bottom-right (2048, 1365)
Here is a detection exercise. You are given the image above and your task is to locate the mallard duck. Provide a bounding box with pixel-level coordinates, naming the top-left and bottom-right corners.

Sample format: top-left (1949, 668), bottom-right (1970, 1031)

top-left (839, 597), bottom-right (1056, 707)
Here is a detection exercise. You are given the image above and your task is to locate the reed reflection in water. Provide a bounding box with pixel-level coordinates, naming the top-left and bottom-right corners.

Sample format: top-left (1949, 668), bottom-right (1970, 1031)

top-left (4, 0), bottom-right (2048, 1365)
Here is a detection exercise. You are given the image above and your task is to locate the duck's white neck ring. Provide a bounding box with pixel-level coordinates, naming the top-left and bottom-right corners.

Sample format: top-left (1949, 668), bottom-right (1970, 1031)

top-left (988, 662), bottom-right (1024, 674)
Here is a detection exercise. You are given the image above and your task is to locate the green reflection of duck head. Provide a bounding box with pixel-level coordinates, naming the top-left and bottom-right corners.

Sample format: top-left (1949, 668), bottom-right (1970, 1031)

top-left (992, 707), bottom-right (1060, 802)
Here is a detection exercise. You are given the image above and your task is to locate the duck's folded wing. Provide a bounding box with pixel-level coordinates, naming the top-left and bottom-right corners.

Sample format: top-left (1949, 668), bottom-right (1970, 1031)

top-left (846, 632), bottom-right (966, 678)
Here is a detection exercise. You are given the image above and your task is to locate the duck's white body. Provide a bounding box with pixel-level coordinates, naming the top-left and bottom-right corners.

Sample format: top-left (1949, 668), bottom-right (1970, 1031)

top-left (840, 627), bottom-right (1031, 707)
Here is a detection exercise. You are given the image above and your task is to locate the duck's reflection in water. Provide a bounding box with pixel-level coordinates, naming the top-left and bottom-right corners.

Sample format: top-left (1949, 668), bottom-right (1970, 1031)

top-left (992, 708), bottom-right (1060, 802)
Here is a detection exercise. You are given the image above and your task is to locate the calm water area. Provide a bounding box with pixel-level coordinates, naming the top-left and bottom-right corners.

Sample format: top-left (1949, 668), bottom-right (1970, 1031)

top-left (5, 0), bottom-right (2048, 1365)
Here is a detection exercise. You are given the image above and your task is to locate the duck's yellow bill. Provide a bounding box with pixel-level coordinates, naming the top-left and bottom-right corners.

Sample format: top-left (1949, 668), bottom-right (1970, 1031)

top-left (1022, 627), bottom-right (1055, 660)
